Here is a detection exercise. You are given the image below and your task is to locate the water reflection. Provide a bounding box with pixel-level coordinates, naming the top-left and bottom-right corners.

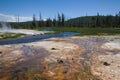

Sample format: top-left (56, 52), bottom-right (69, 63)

top-left (0, 32), bottom-right (79, 45)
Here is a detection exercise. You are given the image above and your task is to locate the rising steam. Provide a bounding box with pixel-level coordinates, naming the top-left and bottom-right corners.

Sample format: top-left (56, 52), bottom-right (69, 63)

top-left (0, 22), bottom-right (13, 32)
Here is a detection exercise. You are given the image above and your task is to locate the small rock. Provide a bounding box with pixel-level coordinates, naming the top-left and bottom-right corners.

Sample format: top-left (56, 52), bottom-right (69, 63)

top-left (0, 51), bottom-right (2, 56)
top-left (43, 66), bottom-right (46, 69)
top-left (62, 69), bottom-right (68, 74)
top-left (103, 62), bottom-right (111, 66)
top-left (0, 51), bottom-right (2, 54)
top-left (72, 58), bottom-right (74, 60)
top-left (51, 48), bottom-right (57, 50)
top-left (57, 59), bottom-right (64, 64)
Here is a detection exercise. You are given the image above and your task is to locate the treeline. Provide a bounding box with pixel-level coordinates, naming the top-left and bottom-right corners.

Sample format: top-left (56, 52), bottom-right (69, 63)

top-left (67, 12), bottom-right (120, 28)
top-left (10, 12), bottom-right (120, 29)
top-left (10, 13), bottom-right (66, 29)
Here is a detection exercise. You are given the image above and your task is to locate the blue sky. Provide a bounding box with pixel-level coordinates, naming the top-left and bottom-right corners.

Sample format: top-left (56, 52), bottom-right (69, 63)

top-left (0, 0), bottom-right (120, 19)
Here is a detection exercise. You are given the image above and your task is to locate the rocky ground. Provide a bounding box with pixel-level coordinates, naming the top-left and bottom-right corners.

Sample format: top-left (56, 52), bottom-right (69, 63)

top-left (0, 35), bottom-right (120, 80)
top-left (91, 36), bottom-right (120, 80)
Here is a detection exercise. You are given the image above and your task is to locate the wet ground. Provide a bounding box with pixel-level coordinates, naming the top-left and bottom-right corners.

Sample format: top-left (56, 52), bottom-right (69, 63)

top-left (0, 35), bottom-right (120, 80)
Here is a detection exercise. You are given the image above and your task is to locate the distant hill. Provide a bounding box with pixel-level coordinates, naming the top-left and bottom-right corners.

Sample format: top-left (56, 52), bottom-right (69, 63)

top-left (67, 15), bottom-right (120, 28)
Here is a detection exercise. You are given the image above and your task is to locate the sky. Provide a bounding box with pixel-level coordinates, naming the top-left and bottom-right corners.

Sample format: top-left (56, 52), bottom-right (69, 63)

top-left (0, 0), bottom-right (120, 22)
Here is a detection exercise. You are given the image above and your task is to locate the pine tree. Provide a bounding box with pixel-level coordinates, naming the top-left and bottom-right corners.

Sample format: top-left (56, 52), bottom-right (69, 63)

top-left (61, 13), bottom-right (65, 27)
top-left (32, 14), bottom-right (37, 28)
top-left (96, 12), bottom-right (100, 26)
top-left (58, 13), bottom-right (61, 27)
top-left (53, 18), bottom-right (57, 27)
top-left (118, 11), bottom-right (120, 27)
top-left (46, 18), bottom-right (52, 27)
top-left (39, 13), bottom-right (42, 27)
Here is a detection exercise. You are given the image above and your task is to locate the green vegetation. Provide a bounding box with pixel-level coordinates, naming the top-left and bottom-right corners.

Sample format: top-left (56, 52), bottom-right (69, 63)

top-left (39, 27), bottom-right (120, 36)
top-left (0, 32), bottom-right (25, 39)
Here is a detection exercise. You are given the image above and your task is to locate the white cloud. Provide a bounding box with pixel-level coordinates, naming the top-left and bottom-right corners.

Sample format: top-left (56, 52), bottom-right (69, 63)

top-left (0, 13), bottom-right (33, 22)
